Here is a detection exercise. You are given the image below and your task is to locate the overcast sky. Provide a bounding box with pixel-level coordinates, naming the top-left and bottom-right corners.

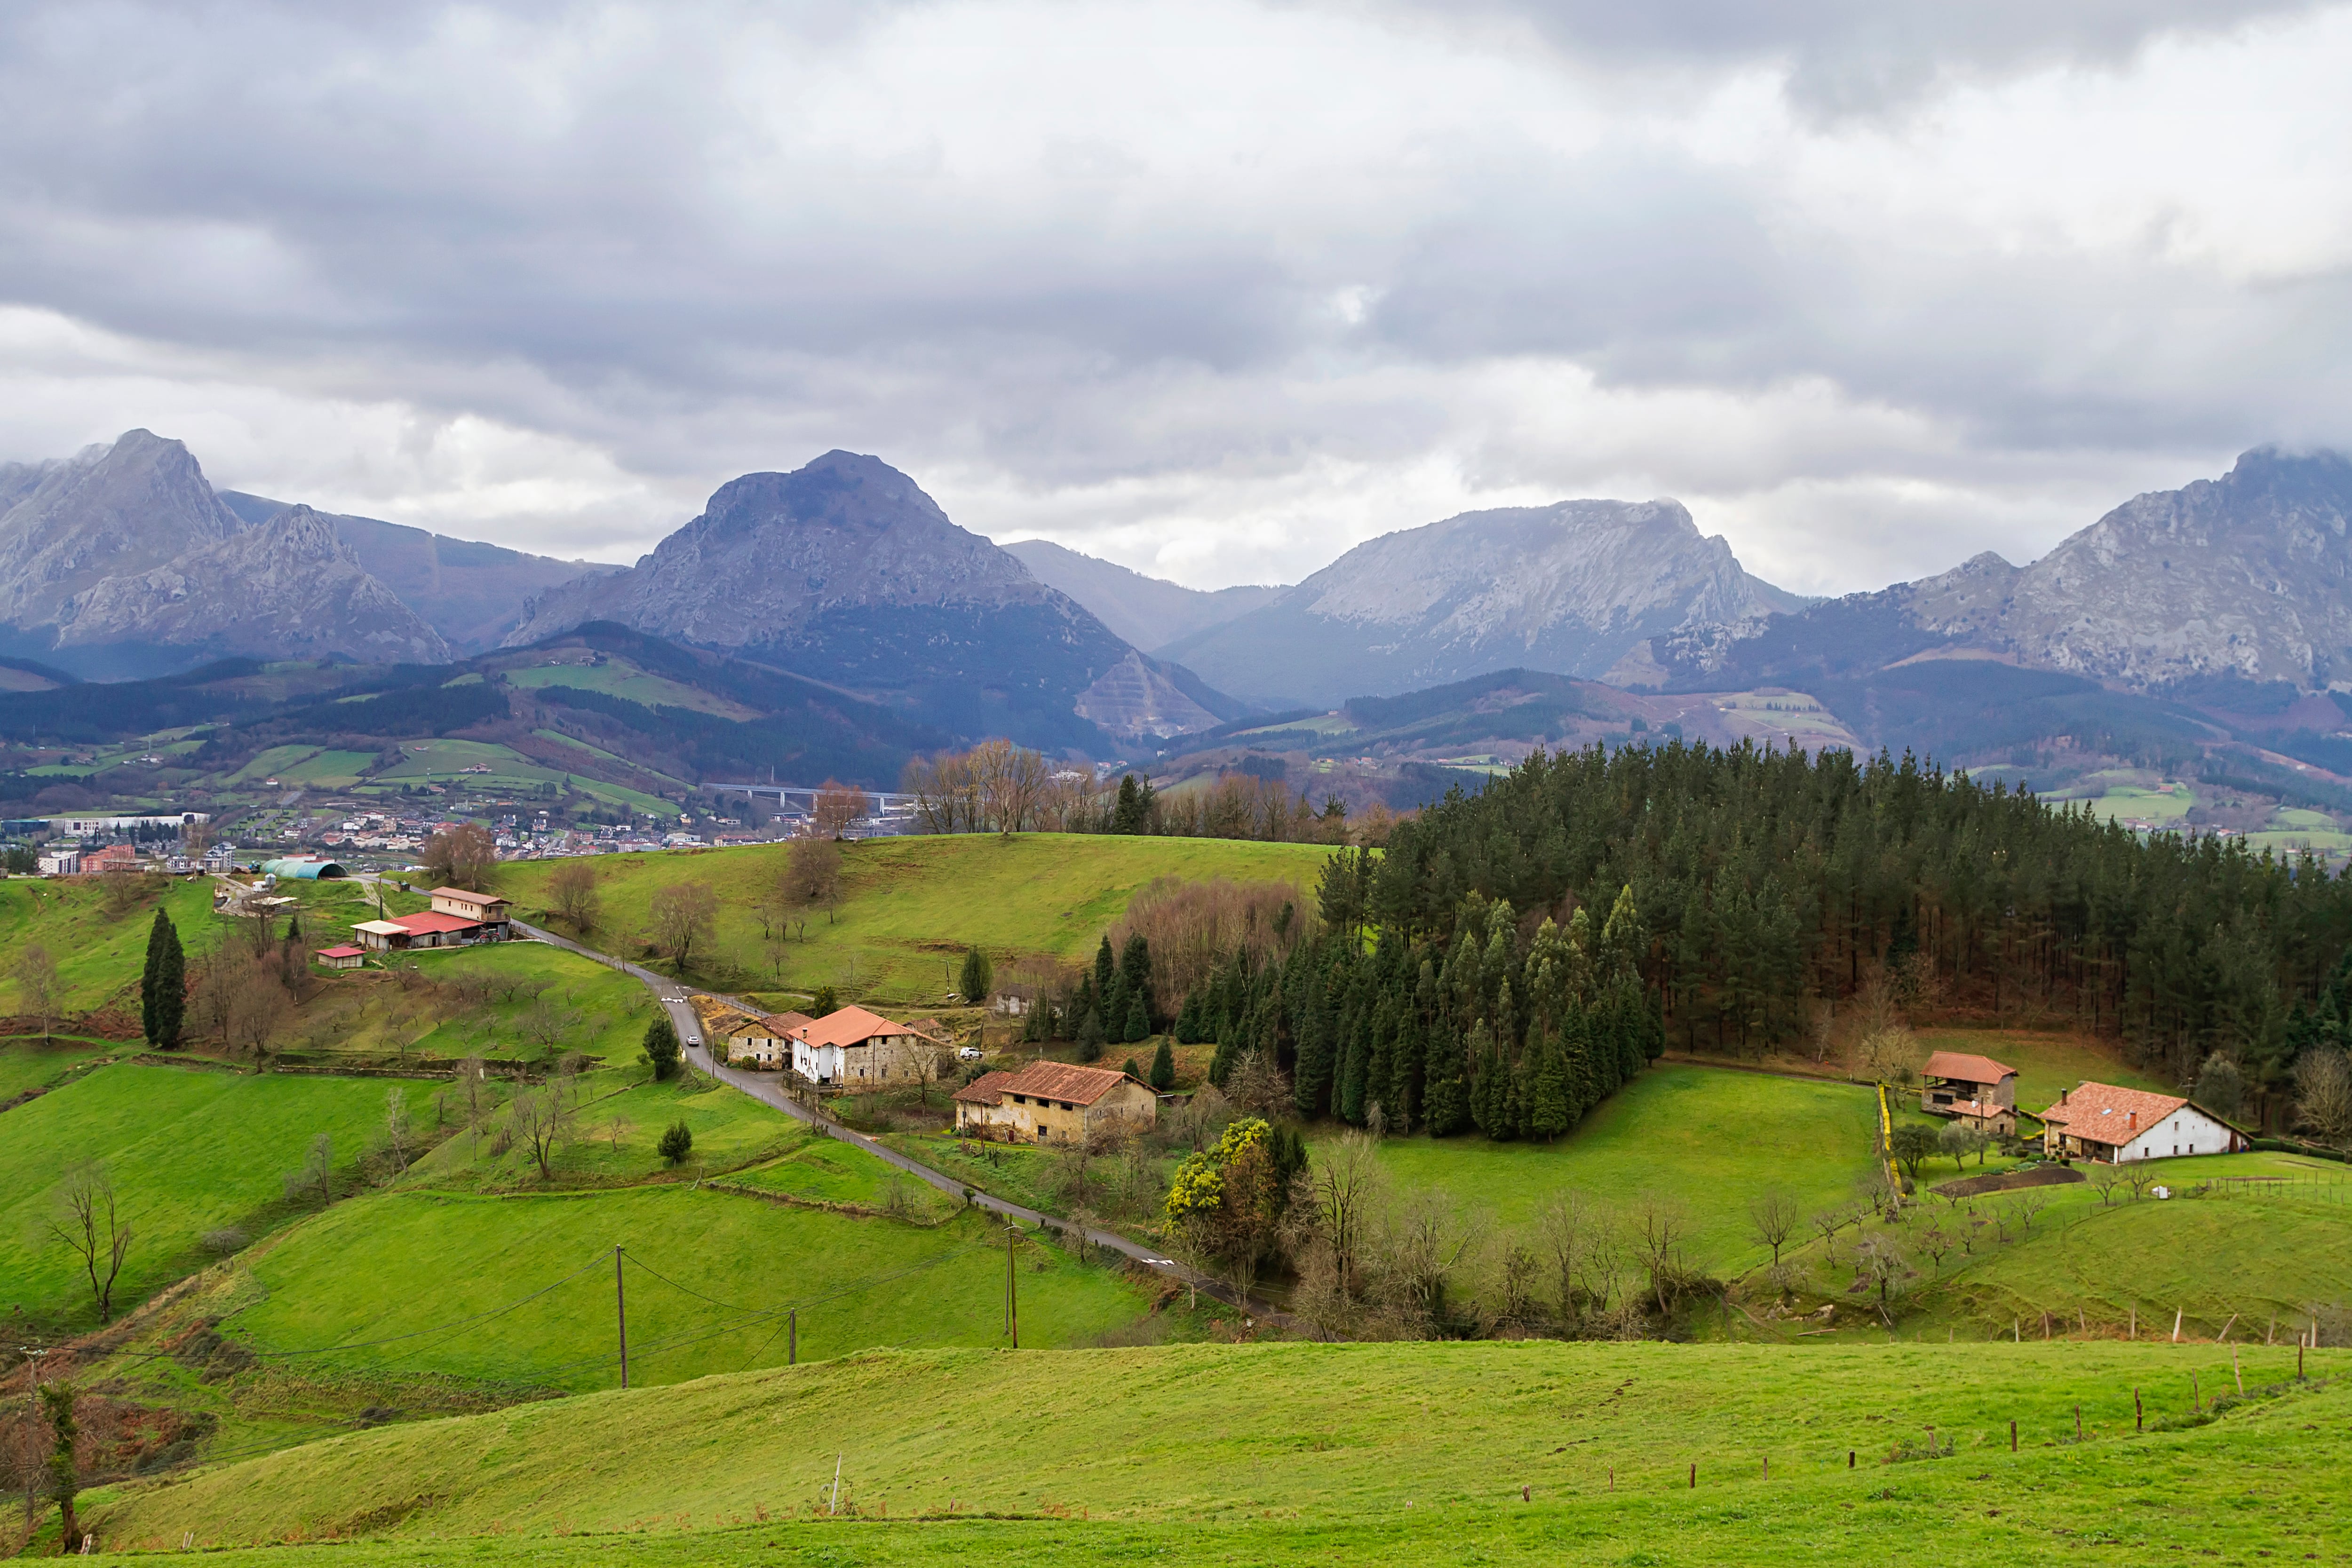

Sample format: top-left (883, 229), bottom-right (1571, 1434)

top-left (1, 0), bottom-right (2347, 595)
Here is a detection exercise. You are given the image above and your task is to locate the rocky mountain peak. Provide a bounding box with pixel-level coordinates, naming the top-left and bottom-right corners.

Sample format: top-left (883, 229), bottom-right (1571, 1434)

top-left (0, 428), bottom-right (245, 628)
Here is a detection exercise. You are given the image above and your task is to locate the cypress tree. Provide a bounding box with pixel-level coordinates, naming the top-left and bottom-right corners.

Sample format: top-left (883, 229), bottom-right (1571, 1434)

top-left (1094, 934), bottom-right (1116, 1009)
top-left (1149, 1034), bottom-right (1176, 1090)
top-left (143, 908), bottom-right (187, 1050)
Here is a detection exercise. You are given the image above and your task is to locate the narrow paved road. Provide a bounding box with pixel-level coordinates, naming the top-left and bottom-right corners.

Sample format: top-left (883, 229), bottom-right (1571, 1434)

top-left (511, 920), bottom-right (1269, 1317)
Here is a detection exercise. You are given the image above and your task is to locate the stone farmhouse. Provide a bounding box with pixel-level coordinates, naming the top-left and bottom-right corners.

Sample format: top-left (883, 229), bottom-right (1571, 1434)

top-left (789, 1005), bottom-right (939, 1088)
top-left (2039, 1081), bottom-right (2249, 1163)
top-left (1920, 1050), bottom-right (2019, 1136)
top-left (720, 1009), bottom-right (812, 1069)
top-left (953, 1060), bottom-right (1158, 1145)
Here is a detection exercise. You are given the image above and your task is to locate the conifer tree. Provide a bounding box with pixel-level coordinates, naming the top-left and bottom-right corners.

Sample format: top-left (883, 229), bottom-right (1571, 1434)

top-left (1208, 1032), bottom-right (1237, 1088)
top-left (143, 908), bottom-right (185, 1050)
top-left (1149, 1034), bottom-right (1176, 1090)
top-left (1422, 1013), bottom-right (1469, 1136)
top-left (1124, 991), bottom-right (1150, 1044)
top-left (1077, 1005), bottom-right (1106, 1063)
top-left (1530, 1025), bottom-right (1571, 1141)
top-left (1118, 933), bottom-right (1154, 1027)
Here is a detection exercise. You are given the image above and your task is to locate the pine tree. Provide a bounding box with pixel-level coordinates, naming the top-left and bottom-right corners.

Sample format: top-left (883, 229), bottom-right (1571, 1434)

top-left (1208, 1033), bottom-right (1237, 1088)
top-left (1094, 935), bottom-right (1116, 1006)
top-left (1077, 1006), bottom-right (1105, 1063)
top-left (1119, 933), bottom-right (1154, 1028)
top-left (1530, 1025), bottom-right (1571, 1141)
top-left (1123, 1057), bottom-right (1143, 1080)
top-left (1124, 991), bottom-right (1150, 1044)
top-left (1149, 1034), bottom-right (1176, 1090)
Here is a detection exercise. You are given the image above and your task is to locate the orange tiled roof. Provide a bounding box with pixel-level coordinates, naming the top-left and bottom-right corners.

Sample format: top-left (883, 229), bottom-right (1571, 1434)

top-left (2039, 1081), bottom-right (2188, 1142)
top-left (953, 1070), bottom-right (1015, 1105)
top-left (791, 1005), bottom-right (915, 1049)
top-left (998, 1060), bottom-right (1142, 1107)
top-left (1923, 1051), bottom-right (2017, 1086)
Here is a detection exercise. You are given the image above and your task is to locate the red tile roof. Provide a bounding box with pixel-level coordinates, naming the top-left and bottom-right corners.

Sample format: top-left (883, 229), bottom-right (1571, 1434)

top-left (953, 1070), bottom-right (1015, 1106)
top-left (2039, 1081), bottom-right (2189, 1143)
top-left (1924, 1051), bottom-right (2017, 1086)
top-left (314, 945), bottom-right (366, 958)
top-left (386, 910), bottom-right (483, 935)
top-left (998, 1060), bottom-right (1143, 1107)
top-left (791, 1005), bottom-right (915, 1049)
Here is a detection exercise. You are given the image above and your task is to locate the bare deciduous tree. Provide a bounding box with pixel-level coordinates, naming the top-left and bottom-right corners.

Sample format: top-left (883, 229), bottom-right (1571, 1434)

top-left (1809, 1206), bottom-right (1847, 1266)
top-left (508, 1077), bottom-right (577, 1179)
top-left (1748, 1190), bottom-right (1801, 1271)
top-left (48, 1164), bottom-right (133, 1322)
top-left (1537, 1190), bottom-right (1593, 1325)
top-left (1632, 1197), bottom-right (1692, 1317)
top-left (382, 1088), bottom-right (414, 1176)
top-left (546, 861), bottom-right (600, 931)
top-left (2295, 1047), bottom-right (2352, 1147)
top-left (648, 881), bottom-right (719, 973)
top-left (811, 780), bottom-right (868, 838)
top-left (422, 823), bottom-right (498, 890)
top-left (11, 942), bottom-right (58, 1040)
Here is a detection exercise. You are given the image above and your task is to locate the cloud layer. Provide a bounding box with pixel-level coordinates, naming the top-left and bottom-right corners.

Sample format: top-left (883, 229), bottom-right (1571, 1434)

top-left (0, 0), bottom-right (2346, 593)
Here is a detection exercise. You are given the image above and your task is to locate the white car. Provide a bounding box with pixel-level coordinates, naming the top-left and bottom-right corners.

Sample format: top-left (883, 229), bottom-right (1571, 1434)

top-left (957, 1046), bottom-right (984, 1062)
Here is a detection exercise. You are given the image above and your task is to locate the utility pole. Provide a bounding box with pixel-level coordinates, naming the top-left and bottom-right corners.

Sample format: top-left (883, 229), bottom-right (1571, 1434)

top-left (1007, 1230), bottom-right (1018, 1349)
top-left (614, 1247), bottom-right (628, 1390)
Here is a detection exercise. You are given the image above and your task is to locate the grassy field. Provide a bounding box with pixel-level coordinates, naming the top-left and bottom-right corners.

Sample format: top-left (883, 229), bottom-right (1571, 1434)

top-left (493, 834), bottom-right (1336, 1004)
top-left (1907, 1026), bottom-right (2173, 1114)
top-left (300, 941), bottom-right (659, 1067)
top-left (1343, 1065), bottom-right (1883, 1274)
top-left (0, 1033), bottom-right (116, 1097)
top-left (218, 1186), bottom-right (1146, 1393)
top-left (0, 873), bottom-right (217, 1014)
top-left (504, 658), bottom-right (761, 720)
top-left (409, 1068), bottom-right (809, 1191)
top-left (84, 1338), bottom-right (2352, 1554)
top-left (0, 1063), bottom-right (416, 1330)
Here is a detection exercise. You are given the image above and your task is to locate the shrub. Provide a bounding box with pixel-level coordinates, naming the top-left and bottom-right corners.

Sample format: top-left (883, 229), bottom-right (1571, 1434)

top-left (658, 1119), bottom-right (694, 1165)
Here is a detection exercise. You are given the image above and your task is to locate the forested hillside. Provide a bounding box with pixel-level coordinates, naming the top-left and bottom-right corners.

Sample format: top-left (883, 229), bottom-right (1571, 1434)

top-left (1357, 742), bottom-right (2352, 1121)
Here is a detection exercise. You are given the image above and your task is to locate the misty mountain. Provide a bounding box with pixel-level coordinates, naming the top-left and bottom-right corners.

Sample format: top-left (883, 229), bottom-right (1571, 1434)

top-left (1159, 497), bottom-right (1805, 709)
top-left (504, 449), bottom-right (1240, 751)
top-left (219, 490), bottom-right (620, 652)
top-left (1001, 539), bottom-right (1284, 653)
top-left (0, 431), bottom-right (446, 677)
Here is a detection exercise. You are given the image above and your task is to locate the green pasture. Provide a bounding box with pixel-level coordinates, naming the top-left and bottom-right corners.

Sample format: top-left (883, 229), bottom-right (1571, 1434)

top-left (87, 1338), bottom-right (2352, 1553)
top-left (727, 1124), bottom-right (951, 1213)
top-left (493, 833), bottom-right (1335, 1004)
top-left (0, 1034), bottom-right (115, 1098)
top-left (412, 1068), bottom-right (808, 1192)
top-left (218, 1187), bottom-right (1143, 1392)
top-left (311, 941), bottom-right (656, 1066)
top-left (1347, 1064), bottom-right (1883, 1273)
top-left (0, 1063), bottom-right (410, 1330)
top-left (0, 873), bottom-right (217, 1013)
top-left (504, 659), bottom-right (760, 720)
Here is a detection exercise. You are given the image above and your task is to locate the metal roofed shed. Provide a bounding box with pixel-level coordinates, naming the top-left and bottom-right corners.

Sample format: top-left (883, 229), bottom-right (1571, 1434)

top-left (261, 857), bottom-right (348, 880)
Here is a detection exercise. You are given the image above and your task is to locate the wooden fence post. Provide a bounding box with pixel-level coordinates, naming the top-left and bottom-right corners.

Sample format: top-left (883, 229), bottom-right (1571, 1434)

top-left (2134, 1388), bottom-right (2142, 1431)
top-left (2009, 1420), bottom-right (2017, 1452)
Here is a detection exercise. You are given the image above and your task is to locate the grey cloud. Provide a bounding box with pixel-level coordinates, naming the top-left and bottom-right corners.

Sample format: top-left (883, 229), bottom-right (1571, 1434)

top-left (1361, 0), bottom-right (2328, 111)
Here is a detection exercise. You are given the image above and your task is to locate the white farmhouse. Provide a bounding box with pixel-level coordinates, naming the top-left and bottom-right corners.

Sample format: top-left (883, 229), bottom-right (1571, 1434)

top-left (2039, 1082), bottom-right (2248, 1163)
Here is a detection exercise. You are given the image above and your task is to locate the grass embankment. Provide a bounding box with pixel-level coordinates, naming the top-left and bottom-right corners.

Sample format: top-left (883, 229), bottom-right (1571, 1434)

top-left (0, 1064), bottom-right (411, 1331)
top-left (1342, 1064), bottom-right (1883, 1273)
top-left (218, 1187), bottom-right (1143, 1393)
top-left (493, 834), bottom-right (1334, 1005)
top-left (87, 1339), bottom-right (2351, 1554)
top-left (0, 874), bottom-right (215, 1015)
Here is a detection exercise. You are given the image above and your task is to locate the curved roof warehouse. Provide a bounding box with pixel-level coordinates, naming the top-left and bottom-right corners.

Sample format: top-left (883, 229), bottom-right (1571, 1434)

top-left (262, 857), bottom-right (348, 879)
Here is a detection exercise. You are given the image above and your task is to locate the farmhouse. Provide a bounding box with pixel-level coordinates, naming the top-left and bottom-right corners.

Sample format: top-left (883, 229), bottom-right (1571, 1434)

top-left (953, 1060), bottom-right (1158, 1144)
top-left (1920, 1050), bottom-right (2019, 1135)
top-left (789, 1005), bottom-right (938, 1088)
top-left (723, 1010), bottom-right (812, 1069)
top-left (350, 887), bottom-right (514, 953)
top-left (2039, 1081), bottom-right (2249, 1163)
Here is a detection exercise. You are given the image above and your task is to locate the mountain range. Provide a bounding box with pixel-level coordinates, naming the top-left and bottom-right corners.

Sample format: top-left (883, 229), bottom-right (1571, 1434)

top-left (7, 426), bottom-right (2352, 788)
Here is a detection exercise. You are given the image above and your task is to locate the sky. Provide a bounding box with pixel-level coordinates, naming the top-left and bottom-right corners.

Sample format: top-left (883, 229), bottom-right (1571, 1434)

top-left (1, 0), bottom-right (2348, 596)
